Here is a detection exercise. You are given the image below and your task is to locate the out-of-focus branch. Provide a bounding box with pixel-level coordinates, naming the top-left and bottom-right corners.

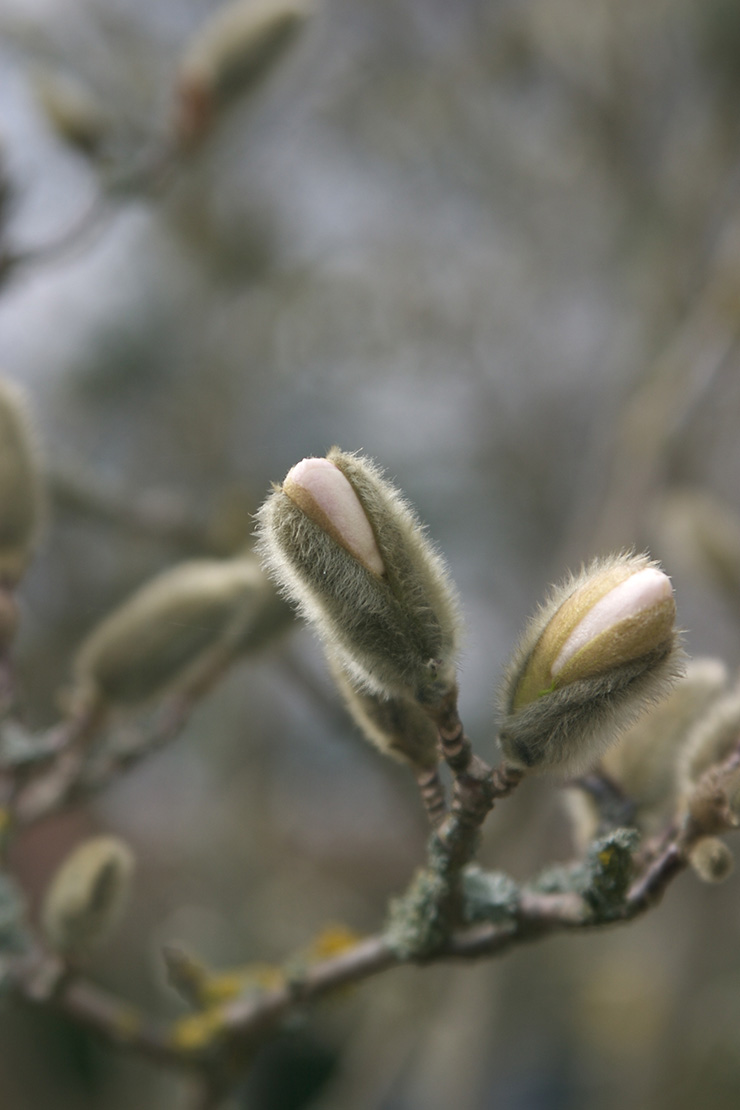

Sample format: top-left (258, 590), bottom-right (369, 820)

top-left (47, 469), bottom-right (213, 552)
top-left (6, 723), bottom-right (739, 1108)
top-left (586, 209), bottom-right (740, 553)
top-left (11, 620), bottom-right (260, 826)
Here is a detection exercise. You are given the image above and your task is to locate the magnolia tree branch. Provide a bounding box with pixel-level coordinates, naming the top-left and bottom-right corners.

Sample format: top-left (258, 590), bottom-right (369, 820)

top-left (0, 400), bottom-right (736, 1110)
top-left (5, 806), bottom-right (704, 1088)
top-left (9, 672), bottom-right (737, 1099)
top-left (8, 623), bottom-right (256, 827)
top-left (4, 664), bottom-right (739, 1110)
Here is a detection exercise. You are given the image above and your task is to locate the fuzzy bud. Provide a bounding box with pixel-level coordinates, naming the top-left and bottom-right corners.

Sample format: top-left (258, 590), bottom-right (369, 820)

top-left (34, 70), bottom-right (109, 156)
top-left (73, 556), bottom-right (285, 707)
top-left (679, 677), bottom-right (740, 794)
top-left (687, 836), bottom-right (734, 884)
top-left (329, 656), bottom-right (439, 770)
top-left (499, 553), bottom-right (683, 774)
top-left (42, 836), bottom-right (134, 957)
top-left (256, 449), bottom-right (461, 708)
top-left (175, 0), bottom-right (313, 147)
top-left (657, 488), bottom-right (740, 602)
top-left (0, 378), bottom-right (43, 585)
top-left (0, 588), bottom-right (19, 654)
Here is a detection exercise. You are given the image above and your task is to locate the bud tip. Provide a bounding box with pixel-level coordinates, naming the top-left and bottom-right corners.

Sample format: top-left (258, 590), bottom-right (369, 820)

top-left (283, 457), bottom-right (385, 576)
top-left (552, 567), bottom-right (674, 677)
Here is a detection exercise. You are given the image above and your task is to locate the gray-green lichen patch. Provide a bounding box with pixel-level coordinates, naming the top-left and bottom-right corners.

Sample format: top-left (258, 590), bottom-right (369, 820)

top-left (528, 828), bottom-right (639, 921)
top-left (461, 867), bottom-right (519, 926)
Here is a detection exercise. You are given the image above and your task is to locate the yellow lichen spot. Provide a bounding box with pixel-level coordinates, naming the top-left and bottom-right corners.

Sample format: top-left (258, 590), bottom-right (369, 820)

top-left (248, 961), bottom-right (285, 990)
top-left (306, 924), bottom-right (362, 961)
top-left (202, 970), bottom-right (246, 1005)
top-left (170, 1007), bottom-right (226, 1052)
top-left (0, 808), bottom-right (11, 836)
top-left (201, 961), bottom-right (284, 1006)
top-left (598, 848), bottom-right (615, 869)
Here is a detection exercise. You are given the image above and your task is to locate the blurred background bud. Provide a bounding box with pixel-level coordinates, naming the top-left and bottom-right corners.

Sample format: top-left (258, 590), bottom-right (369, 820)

top-left (33, 69), bottom-right (110, 158)
top-left (656, 488), bottom-right (740, 608)
top-left (566, 658), bottom-right (729, 846)
top-left (679, 675), bottom-right (740, 797)
top-left (72, 555), bottom-right (290, 708)
top-left (174, 0), bottom-right (314, 147)
top-left (42, 835), bottom-right (134, 958)
top-left (687, 836), bottom-right (734, 883)
top-left (0, 377), bottom-right (43, 585)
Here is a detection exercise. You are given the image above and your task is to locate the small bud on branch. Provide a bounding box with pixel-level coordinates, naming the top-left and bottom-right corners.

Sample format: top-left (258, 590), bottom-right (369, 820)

top-left (175, 0), bottom-right (313, 147)
top-left (33, 70), bottom-right (109, 157)
top-left (0, 377), bottom-right (43, 585)
top-left (42, 836), bottom-right (134, 957)
top-left (329, 655), bottom-right (440, 770)
top-left (73, 556), bottom-right (281, 707)
top-left (687, 836), bottom-right (734, 883)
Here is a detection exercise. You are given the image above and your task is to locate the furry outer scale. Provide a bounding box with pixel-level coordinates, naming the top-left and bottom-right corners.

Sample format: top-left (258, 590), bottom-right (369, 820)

top-left (498, 553), bottom-right (685, 775)
top-left (329, 655), bottom-right (440, 770)
top-left (255, 448), bottom-right (461, 708)
top-left (0, 377), bottom-right (43, 584)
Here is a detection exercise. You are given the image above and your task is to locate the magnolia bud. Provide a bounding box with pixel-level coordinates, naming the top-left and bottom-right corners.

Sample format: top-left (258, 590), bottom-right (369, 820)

top-left (688, 836), bottom-right (734, 884)
top-left (680, 678), bottom-right (740, 792)
top-left (0, 378), bottom-right (43, 585)
top-left (73, 556), bottom-right (284, 707)
top-left (329, 656), bottom-right (439, 770)
top-left (256, 449), bottom-right (461, 707)
top-left (499, 553), bottom-right (683, 774)
top-left (565, 658), bottom-right (728, 848)
top-left (657, 488), bottom-right (740, 602)
top-left (42, 836), bottom-right (134, 957)
top-left (605, 658), bottom-right (727, 830)
top-left (33, 70), bottom-right (109, 157)
top-left (175, 0), bottom-right (313, 146)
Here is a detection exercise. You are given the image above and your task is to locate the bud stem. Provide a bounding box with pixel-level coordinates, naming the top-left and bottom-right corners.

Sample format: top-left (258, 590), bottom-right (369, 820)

top-left (414, 766), bottom-right (447, 829)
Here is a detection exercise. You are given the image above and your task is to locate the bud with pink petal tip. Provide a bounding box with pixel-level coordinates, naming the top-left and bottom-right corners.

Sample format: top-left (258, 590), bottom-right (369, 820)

top-left (498, 553), bottom-right (684, 774)
top-left (255, 448), bottom-right (461, 708)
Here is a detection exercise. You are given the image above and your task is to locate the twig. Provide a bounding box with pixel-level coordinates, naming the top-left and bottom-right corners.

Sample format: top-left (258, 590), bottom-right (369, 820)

top-left (47, 469), bottom-right (212, 552)
top-left (3, 195), bottom-right (115, 282)
top-left (414, 765), bottom-right (447, 828)
top-left (12, 701), bottom-right (108, 825)
top-left (431, 692), bottom-right (523, 870)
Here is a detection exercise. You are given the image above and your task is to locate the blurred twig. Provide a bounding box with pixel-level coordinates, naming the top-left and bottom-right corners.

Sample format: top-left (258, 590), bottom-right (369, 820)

top-left (48, 469), bottom-right (213, 552)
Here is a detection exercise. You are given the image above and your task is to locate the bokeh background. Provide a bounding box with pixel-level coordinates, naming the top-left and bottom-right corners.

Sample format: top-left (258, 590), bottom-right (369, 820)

top-left (3, 0), bottom-right (740, 1106)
